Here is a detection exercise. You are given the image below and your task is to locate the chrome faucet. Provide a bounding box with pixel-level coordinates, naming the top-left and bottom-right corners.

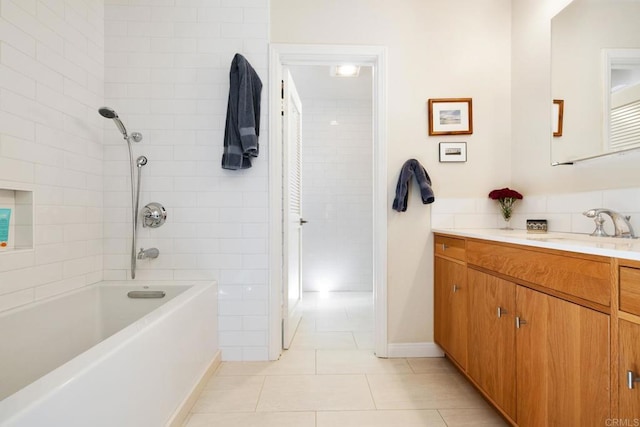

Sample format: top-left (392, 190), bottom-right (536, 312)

top-left (583, 209), bottom-right (636, 238)
top-left (137, 247), bottom-right (160, 259)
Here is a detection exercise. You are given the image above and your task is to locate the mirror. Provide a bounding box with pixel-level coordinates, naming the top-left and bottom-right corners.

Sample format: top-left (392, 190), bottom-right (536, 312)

top-left (551, 0), bottom-right (640, 164)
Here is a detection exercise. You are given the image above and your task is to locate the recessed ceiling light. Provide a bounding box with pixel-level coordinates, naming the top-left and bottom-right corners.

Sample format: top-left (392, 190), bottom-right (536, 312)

top-left (330, 65), bottom-right (360, 77)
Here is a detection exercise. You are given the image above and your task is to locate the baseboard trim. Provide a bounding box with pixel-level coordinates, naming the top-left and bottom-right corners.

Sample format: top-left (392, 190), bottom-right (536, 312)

top-left (387, 342), bottom-right (444, 358)
top-left (167, 350), bottom-right (221, 427)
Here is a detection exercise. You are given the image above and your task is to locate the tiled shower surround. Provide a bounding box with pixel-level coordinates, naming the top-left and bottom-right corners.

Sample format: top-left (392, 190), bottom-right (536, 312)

top-left (103, 0), bottom-right (269, 361)
top-left (0, 0), bottom-right (105, 311)
top-left (0, 0), bottom-right (269, 360)
top-left (301, 98), bottom-right (373, 292)
top-left (432, 187), bottom-right (640, 236)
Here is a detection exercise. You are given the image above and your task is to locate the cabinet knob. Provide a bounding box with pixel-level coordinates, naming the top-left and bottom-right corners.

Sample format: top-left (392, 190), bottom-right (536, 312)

top-left (452, 284), bottom-right (459, 293)
top-left (628, 370), bottom-right (640, 390)
top-left (497, 307), bottom-right (507, 318)
top-left (441, 243), bottom-right (449, 251)
top-left (516, 316), bottom-right (527, 329)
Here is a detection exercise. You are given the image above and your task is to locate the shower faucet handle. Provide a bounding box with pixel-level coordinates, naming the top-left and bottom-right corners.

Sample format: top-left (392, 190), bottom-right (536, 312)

top-left (142, 202), bottom-right (167, 228)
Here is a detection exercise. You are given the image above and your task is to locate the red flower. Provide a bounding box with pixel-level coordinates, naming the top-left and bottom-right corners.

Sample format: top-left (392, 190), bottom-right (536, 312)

top-left (488, 187), bottom-right (523, 200)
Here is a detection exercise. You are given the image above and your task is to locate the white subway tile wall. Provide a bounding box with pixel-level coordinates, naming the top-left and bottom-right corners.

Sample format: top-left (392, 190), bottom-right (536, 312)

top-left (103, 0), bottom-right (269, 360)
top-left (0, 0), bottom-right (105, 311)
top-left (432, 187), bottom-right (640, 236)
top-left (301, 98), bottom-right (373, 292)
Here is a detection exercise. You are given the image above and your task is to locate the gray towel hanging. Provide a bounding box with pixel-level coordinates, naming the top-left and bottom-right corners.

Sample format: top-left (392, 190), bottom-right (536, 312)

top-left (221, 53), bottom-right (263, 170)
top-left (392, 159), bottom-right (435, 212)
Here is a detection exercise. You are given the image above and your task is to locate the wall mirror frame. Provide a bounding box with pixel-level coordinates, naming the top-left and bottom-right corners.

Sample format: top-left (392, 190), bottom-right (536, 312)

top-left (551, 0), bottom-right (640, 165)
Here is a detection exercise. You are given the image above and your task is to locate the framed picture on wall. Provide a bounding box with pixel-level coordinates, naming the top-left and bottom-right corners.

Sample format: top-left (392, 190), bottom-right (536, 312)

top-left (428, 98), bottom-right (473, 135)
top-left (439, 142), bottom-right (467, 162)
top-left (553, 99), bottom-right (564, 137)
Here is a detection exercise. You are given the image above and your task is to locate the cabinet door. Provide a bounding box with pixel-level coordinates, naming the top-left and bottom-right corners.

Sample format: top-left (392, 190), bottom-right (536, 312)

top-left (467, 269), bottom-right (516, 420)
top-left (516, 286), bottom-right (610, 427)
top-left (434, 257), bottom-right (467, 369)
top-left (619, 319), bottom-right (640, 419)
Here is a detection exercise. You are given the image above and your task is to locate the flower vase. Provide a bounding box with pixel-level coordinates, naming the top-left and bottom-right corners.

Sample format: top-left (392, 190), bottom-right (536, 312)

top-left (489, 189), bottom-right (523, 230)
top-left (501, 215), bottom-right (512, 230)
top-left (498, 197), bottom-right (516, 230)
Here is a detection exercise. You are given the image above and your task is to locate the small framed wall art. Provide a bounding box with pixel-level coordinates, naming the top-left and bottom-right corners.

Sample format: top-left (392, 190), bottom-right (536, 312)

top-left (428, 98), bottom-right (473, 135)
top-left (439, 142), bottom-right (467, 163)
top-left (553, 99), bottom-right (564, 137)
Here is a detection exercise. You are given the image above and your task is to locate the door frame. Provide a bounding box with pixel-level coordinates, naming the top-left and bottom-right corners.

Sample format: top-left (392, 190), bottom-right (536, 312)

top-left (268, 43), bottom-right (388, 359)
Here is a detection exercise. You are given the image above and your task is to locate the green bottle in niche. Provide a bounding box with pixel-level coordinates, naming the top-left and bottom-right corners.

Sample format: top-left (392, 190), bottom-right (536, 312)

top-left (0, 208), bottom-right (11, 249)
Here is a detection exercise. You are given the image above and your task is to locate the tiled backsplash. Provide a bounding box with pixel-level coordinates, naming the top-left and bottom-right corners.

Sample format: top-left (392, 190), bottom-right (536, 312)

top-left (432, 187), bottom-right (640, 236)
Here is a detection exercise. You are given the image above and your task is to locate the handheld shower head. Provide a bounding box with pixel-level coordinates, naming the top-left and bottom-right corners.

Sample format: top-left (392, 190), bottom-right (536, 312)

top-left (99, 106), bottom-right (129, 138)
top-left (98, 106), bottom-right (117, 119)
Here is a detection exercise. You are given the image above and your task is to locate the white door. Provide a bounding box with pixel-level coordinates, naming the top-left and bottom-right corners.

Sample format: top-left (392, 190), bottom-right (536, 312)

top-left (282, 67), bottom-right (304, 349)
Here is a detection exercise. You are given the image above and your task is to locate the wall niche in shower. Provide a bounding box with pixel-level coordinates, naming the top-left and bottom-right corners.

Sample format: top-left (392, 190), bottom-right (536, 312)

top-left (0, 184), bottom-right (34, 253)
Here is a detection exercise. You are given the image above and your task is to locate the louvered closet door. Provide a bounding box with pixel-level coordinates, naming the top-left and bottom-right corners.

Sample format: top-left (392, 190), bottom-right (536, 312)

top-left (282, 67), bottom-right (303, 349)
top-left (610, 100), bottom-right (640, 151)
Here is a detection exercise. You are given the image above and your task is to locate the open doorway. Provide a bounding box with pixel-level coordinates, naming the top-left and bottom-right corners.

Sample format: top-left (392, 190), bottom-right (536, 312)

top-left (287, 64), bottom-right (374, 350)
top-left (268, 44), bottom-right (388, 360)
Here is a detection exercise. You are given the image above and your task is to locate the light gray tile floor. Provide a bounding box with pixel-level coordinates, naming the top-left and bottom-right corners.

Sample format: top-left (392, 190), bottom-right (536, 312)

top-left (184, 292), bottom-right (507, 427)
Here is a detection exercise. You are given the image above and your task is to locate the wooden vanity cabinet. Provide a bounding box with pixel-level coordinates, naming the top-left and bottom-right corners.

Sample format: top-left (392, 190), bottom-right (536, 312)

top-left (618, 319), bottom-right (640, 419)
top-left (618, 264), bottom-right (640, 419)
top-left (620, 266), bottom-right (640, 316)
top-left (467, 269), bottom-right (516, 420)
top-left (434, 243), bottom-right (468, 369)
top-left (515, 286), bottom-right (609, 427)
top-left (435, 233), bottom-right (612, 427)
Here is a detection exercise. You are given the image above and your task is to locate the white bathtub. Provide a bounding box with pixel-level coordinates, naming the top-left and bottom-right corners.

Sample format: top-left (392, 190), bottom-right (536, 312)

top-left (0, 281), bottom-right (218, 427)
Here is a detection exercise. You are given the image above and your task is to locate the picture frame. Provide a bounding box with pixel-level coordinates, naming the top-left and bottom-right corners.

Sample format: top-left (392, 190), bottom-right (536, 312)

top-left (553, 99), bottom-right (564, 137)
top-left (439, 142), bottom-right (467, 163)
top-left (428, 98), bottom-right (473, 135)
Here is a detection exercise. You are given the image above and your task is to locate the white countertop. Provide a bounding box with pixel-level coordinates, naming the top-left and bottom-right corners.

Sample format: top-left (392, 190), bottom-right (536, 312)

top-left (432, 228), bottom-right (640, 262)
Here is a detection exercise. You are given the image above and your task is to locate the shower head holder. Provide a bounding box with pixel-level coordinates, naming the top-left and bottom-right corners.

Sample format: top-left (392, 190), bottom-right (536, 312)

top-left (129, 132), bottom-right (143, 143)
top-left (98, 106), bottom-right (143, 142)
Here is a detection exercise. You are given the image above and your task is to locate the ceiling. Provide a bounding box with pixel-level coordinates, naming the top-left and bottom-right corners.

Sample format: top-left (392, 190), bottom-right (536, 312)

top-left (288, 65), bottom-right (372, 101)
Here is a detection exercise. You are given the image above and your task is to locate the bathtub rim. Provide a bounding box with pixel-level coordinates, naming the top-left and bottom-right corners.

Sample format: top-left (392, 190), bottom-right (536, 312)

top-left (0, 280), bottom-right (200, 318)
top-left (0, 280), bottom-right (217, 422)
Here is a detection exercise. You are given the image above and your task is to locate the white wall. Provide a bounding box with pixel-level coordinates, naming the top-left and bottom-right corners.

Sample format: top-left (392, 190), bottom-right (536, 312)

top-left (511, 0), bottom-right (640, 194)
top-left (272, 0), bottom-right (512, 345)
top-left (299, 97), bottom-right (373, 292)
top-left (0, 0), bottom-right (104, 311)
top-left (103, 0), bottom-right (269, 361)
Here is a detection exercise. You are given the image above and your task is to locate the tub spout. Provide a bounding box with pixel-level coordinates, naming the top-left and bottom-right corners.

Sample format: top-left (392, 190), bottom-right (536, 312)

top-left (137, 247), bottom-right (159, 260)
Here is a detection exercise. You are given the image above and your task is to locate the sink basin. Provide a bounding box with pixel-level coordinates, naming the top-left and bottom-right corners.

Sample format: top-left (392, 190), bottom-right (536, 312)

top-left (503, 231), bottom-right (637, 245)
top-left (504, 232), bottom-right (568, 241)
top-left (527, 236), bottom-right (568, 242)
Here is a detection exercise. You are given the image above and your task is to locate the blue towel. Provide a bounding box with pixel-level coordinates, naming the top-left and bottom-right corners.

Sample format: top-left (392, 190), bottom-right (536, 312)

top-left (392, 159), bottom-right (435, 212)
top-left (222, 53), bottom-right (263, 170)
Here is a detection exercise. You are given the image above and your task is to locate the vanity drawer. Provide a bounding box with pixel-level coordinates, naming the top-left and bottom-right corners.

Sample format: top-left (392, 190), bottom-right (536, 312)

top-left (434, 235), bottom-right (466, 261)
top-left (620, 266), bottom-right (640, 316)
top-left (467, 240), bottom-right (611, 306)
